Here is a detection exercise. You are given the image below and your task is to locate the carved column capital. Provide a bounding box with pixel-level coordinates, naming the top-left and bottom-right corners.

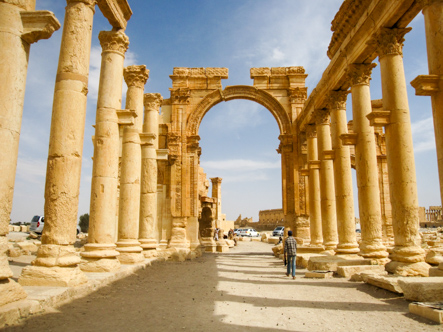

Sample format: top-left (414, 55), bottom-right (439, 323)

top-left (289, 87), bottom-right (308, 104)
top-left (144, 93), bottom-right (163, 112)
top-left (187, 135), bottom-right (201, 153)
top-left (306, 124), bottom-right (317, 138)
top-left (171, 88), bottom-right (191, 104)
top-left (277, 134), bottom-right (293, 154)
top-left (124, 65), bottom-right (149, 89)
top-left (98, 30), bottom-right (129, 56)
top-left (67, 0), bottom-right (97, 8)
top-left (346, 63), bottom-right (377, 87)
top-left (20, 11), bottom-right (61, 44)
top-left (370, 28), bottom-right (412, 58)
top-left (314, 109), bottom-right (330, 126)
top-left (326, 90), bottom-right (349, 111)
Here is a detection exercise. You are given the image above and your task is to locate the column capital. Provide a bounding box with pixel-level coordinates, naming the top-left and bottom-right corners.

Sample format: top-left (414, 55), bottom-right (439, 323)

top-left (124, 65), bottom-right (149, 89)
top-left (305, 124), bottom-right (317, 138)
top-left (210, 177), bottom-right (223, 184)
top-left (314, 109), bottom-right (330, 126)
top-left (144, 93), bottom-right (163, 112)
top-left (67, 0), bottom-right (97, 8)
top-left (326, 90), bottom-right (349, 111)
top-left (369, 27), bottom-right (412, 58)
top-left (20, 11), bottom-right (61, 45)
top-left (277, 134), bottom-right (293, 154)
top-left (288, 87), bottom-right (308, 104)
top-left (346, 63), bottom-right (377, 87)
top-left (98, 30), bottom-right (129, 56)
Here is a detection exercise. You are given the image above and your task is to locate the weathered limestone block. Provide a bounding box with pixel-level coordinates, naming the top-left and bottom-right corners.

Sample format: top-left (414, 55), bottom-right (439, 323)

top-left (386, 261), bottom-right (430, 277)
top-left (19, 266), bottom-right (87, 287)
top-left (12, 226), bottom-right (20, 232)
top-left (365, 275), bottom-right (405, 294)
top-left (0, 279), bottom-right (27, 307)
top-left (261, 233), bottom-right (269, 242)
top-left (296, 253), bottom-right (323, 268)
top-left (79, 258), bottom-right (121, 273)
top-left (398, 278), bottom-right (443, 302)
top-left (268, 237), bottom-right (280, 244)
top-left (8, 225), bottom-right (13, 232)
top-left (170, 248), bottom-right (190, 262)
top-left (143, 249), bottom-right (158, 258)
top-left (426, 241), bottom-right (443, 265)
top-left (307, 255), bottom-right (371, 271)
top-left (409, 302), bottom-right (443, 324)
top-left (272, 243), bottom-right (283, 257)
top-left (336, 265), bottom-right (385, 278)
top-left (429, 267), bottom-right (443, 277)
top-left (7, 248), bottom-right (21, 258)
top-left (251, 237), bottom-right (261, 242)
top-left (305, 271), bottom-right (334, 279)
top-left (20, 225), bottom-right (28, 232)
top-left (16, 242), bottom-right (38, 253)
top-left (225, 239), bottom-right (235, 248)
top-left (350, 271), bottom-right (388, 282)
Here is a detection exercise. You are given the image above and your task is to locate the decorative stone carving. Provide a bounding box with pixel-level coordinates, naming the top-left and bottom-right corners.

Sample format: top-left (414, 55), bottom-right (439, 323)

top-left (187, 135), bottom-right (200, 153)
top-left (305, 125), bottom-right (317, 138)
top-left (370, 28), bottom-right (412, 58)
top-left (171, 88), bottom-right (191, 104)
top-left (411, 75), bottom-right (440, 96)
top-left (144, 93), bottom-right (163, 111)
top-left (326, 90), bottom-right (349, 111)
top-left (287, 66), bottom-right (306, 74)
top-left (277, 134), bottom-right (293, 154)
top-left (124, 65), bottom-right (149, 89)
top-left (346, 63), bottom-right (377, 87)
top-left (250, 67), bottom-right (271, 77)
top-left (96, 0), bottom-right (132, 29)
top-left (289, 87), bottom-right (308, 104)
top-left (98, 30), bottom-right (129, 56)
top-left (314, 109), bottom-right (330, 125)
top-left (206, 67), bottom-right (229, 78)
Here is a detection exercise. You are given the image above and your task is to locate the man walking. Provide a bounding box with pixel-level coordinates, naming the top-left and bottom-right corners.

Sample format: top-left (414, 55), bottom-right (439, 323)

top-left (284, 230), bottom-right (297, 279)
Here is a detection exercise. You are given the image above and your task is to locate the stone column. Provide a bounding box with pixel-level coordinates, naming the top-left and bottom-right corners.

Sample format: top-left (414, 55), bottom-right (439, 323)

top-left (210, 177), bottom-right (223, 226)
top-left (20, 0), bottom-right (100, 287)
top-left (411, 0), bottom-right (443, 206)
top-left (372, 28), bottom-right (428, 275)
top-left (306, 125), bottom-right (323, 249)
top-left (345, 63), bottom-right (388, 261)
top-left (327, 91), bottom-right (359, 255)
top-left (115, 66), bottom-right (149, 264)
top-left (315, 110), bottom-right (338, 252)
top-left (81, 30), bottom-right (129, 272)
top-left (139, 93), bottom-right (162, 256)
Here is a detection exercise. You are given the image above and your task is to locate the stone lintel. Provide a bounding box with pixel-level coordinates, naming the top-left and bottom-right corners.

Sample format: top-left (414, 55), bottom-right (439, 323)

top-left (116, 109), bottom-right (137, 126)
top-left (299, 168), bottom-right (309, 176)
top-left (340, 133), bottom-right (357, 146)
top-left (20, 10), bottom-right (61, 44)
top-left (139, 133), bottom-right (156, 146)
top-left (156, 149), bottom-right (169, 160)
top-left (250, 67), bottom-right (307, 89)
top-left (367, 110), bottom-right (391, 127)
top-left (323, 149), bottom-right (335, 160)
top-left (409, 302), bottom-right (443, 324)
top-left (411, 74), bottom-right (440, 96)
top-left (96, 0), bottom-right (132, 29)
top-left (308, 160), bottom-right (321, 169)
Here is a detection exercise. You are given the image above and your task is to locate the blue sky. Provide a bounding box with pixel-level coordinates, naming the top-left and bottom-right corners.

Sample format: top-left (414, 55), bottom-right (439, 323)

top-left (11, 1), bottom-right (439, 223)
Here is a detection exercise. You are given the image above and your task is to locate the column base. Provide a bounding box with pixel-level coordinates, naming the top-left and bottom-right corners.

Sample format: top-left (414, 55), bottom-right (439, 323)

top-left (81, 243), bottom-right (120, 259)
top-left (389, 245), bottom-right (426, 263)
top-left (19, 265), bottom-right (87, 287)
top-left (158, 240), bottom-right (168, 250)
top-left (34, 244), bottom-right (82, 267)
top-left (0, 279), bottom-right (27, 307)
top-left (142, 249), bottom-right (158, 258)
top-left (385, 261), bottom-right (431, 277)
top-left (335, 243), bottom-right (360, 255)
top-left (359, 241), bottom-right (389, 259)
top-left (117, 252), bottom-right (145, 264)
top-left (139, 238), bottom-right (158, 250)
top-left (323, 241), bottom-right (338, 251)
top-left (201, 237), bottom-right (216, 252)
top-left (168, 227), bottom-right (189, 249)
top-left (79, 258), bottom-right (121, 272)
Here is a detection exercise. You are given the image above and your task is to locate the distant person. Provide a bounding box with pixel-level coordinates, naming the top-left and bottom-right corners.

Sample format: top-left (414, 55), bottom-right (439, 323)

top-left (214, 228), bottom-right (219, 241)
top-left (284, 230), bottom-right (297, 279)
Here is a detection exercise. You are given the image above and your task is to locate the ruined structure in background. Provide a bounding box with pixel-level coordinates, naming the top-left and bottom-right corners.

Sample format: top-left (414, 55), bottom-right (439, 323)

top-left (2, 0), bottom-right (443, 316)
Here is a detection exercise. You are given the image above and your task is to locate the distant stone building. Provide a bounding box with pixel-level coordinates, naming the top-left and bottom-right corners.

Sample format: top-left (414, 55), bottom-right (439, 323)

top-left (258, 209), bottom-right (284, 225)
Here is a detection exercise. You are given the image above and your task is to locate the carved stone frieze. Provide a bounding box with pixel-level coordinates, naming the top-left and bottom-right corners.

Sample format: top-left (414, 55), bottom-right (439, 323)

top-left (345, 63), bottom-right (377, 87)
top-left (206, 67), bottom-right (229, 78)
top-left (171, 67), bottom-right (228, 79)
top-left (326, 90), bottom-right (349, 111)
top-left (171, 88), bottom-right (191, 104)
top-left (314, 109), bottom-right (330, 126)
top-left (187, 135), bottom-right (201, 153)
top-left (289, 87), bottom-right (308, 104)
top-left (124, 65), bottom-right (149, 89)
top-left (305, 124), bottom-right (317, 138)
top-left (98, 30), bottom-right (129, 55)
top-left (250, 66), bottom-right (305, 78)
top-left (250, 67), bottom-right (271, 77)
top-left (167, 132), bottom-right (181, 164)
top-left (369, 28), bottom-right (412, 58)
top-left (277, 134), bottom-right (293, 154)
top-left (287, 66), bottom-right (306, 75)
top-left (144, 93), bottom-right (163, 111)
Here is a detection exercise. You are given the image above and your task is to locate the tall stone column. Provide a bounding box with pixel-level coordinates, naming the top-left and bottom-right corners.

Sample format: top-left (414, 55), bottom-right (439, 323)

top-left (306, 125), bottom-right (323, 249)
top-left (345, 63), bottom-right (388, 261)
top-left (115, 66), bottom-right (149, 264)
top-left (327, 91), bottom-right (359, 255)
top-left (139, 93), bottom-right (162, 256)
top-left (20, 1), bottom-right (101, 288)
top-left (0, 0), bottom-right (59, 297)
top-left (210, 177), bottom-right (223, 226)
top-left (372, 28), bottom-right (428, 275)
top-left (315, 110), bottom-right (338, 251)
top-left (411, 0), bottom-right (443, 207)
top-left (81, 30), bottom-right (129, 272)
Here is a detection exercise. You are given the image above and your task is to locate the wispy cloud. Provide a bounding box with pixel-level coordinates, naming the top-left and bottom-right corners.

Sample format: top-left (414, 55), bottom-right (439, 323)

top-left (412, 117), bottom-right (436, 152)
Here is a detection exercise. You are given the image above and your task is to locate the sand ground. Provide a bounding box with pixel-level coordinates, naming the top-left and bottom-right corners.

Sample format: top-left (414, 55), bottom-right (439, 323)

top-left (3, 241), bottom-right (442, 332)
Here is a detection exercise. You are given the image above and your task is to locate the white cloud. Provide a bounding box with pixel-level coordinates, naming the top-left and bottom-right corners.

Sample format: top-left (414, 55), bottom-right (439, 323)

top-left (201, 159), bottom-right (280, 171)
top-left (412, 117), bottom-right (436, 152)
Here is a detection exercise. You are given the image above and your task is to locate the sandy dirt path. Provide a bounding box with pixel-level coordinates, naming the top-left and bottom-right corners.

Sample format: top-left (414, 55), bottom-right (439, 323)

top-left (3, 241), bottom-right (442, 332)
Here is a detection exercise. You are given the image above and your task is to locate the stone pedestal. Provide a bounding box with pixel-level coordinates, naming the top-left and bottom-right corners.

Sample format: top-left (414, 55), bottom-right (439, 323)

top-left (115, 66), bottom-right (149, 264)
top-left (139, 93), bottom-right (163, 256)
top-left (315, 110), bottom-right (338, 251)
top-left (346, 63), bottom-right (388, 260)
top-left (327, 90), bottom-right (359, 255)
top-left (372, 28), bottom-right (428, 275)
top-left (305, 125), bottom-right (323, 249)
top-left (82, 30), bottom-right (129, 272)
top-left (168, 217), bottom-right (189, 249)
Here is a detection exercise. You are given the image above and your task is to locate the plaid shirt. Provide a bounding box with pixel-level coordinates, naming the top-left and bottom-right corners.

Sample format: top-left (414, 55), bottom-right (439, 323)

top-left (284, 236), bottom-right (297, 256)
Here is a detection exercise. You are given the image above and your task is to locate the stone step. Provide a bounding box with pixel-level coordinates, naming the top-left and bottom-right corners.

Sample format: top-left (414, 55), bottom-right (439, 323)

top-left (304, 271), bottom-right (334, 279)
top-left (364, 275), bottom-right (406, 294)
top-left (336, 265), bottom-right (385, 278)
